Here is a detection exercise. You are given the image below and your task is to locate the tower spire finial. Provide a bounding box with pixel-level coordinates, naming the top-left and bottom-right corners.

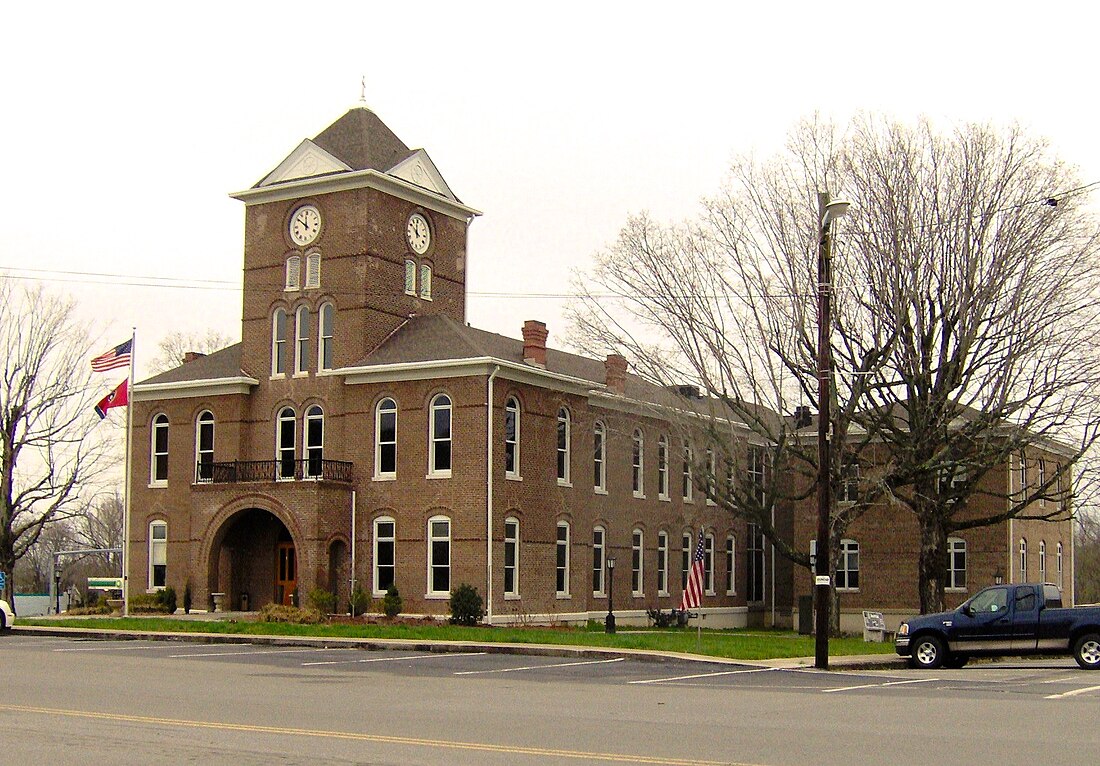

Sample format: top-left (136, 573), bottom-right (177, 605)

top-left (360, 75), bottom-right (367, 104)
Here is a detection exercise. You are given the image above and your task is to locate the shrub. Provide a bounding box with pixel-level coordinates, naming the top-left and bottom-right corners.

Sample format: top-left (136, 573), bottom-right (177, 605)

top-left (157, 586), bottom-right (177, 614)
top-left (348, 586), bottom-right (370, 616)
top-left (183, 582), bottom-right (192, 614)
top-left (257, 603), bottom-right (323, 624)
top-left (308, 588), bottom-right (337, 615)
top-left (129, 593), bottom-right (168, 613)
top-left (449, 583), bottom-right (485, 626)
top-left (381, 584), bottom-right (402, 618)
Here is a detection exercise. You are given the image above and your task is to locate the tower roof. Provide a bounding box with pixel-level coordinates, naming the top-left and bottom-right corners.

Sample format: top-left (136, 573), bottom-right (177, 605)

top-left (310, 106), bottom-right (413, 173)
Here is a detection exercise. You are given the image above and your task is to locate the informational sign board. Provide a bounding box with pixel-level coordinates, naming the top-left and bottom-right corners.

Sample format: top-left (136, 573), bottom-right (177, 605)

top-left (87, 577), bottom-right (124, 589)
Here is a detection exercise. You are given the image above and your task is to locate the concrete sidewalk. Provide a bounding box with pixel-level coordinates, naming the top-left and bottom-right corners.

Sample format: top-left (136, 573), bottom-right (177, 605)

top-left (12, 619), bottom-right (908, 671)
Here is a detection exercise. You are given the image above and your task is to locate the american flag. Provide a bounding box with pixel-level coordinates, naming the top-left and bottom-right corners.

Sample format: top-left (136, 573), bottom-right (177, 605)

top-left (679, 528), bottom-right (705, 610)
top-left (91, 339), bottom-right (132, 372)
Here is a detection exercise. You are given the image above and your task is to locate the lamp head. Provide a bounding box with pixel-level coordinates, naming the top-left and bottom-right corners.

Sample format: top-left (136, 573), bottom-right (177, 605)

top-left (607, 557), bottom-right (616, 570)
top-left (822, 199), bottom-right (852, 227)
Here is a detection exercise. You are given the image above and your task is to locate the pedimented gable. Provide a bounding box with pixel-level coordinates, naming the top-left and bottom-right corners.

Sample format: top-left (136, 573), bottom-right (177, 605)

top-left (388, 149), bottom-right (458, 202)
top-left (257, 139), bottom-right (352, 187)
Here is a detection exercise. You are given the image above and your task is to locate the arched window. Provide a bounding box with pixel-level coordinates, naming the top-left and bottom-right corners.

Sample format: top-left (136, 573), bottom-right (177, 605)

top-left (404, 259), bottom-right (416, 295)
top-left (1039, 540), bottom-right (1047, 580)
top-left (1057, 541), bottom-right (1064, 580)
top-left (632, 528), bottom-right (644, 596)
top-left (285, 255), bottom-right (301, 290)
top-left (318, 302), bottom-right (334, 371)
top-left (556, 408), bottom-right (571, 485)
top-left (429, 394), bottom-right (452, 476)
top-left (428, 516), bottom-right (451, 596)
top-left (725, 534), bottom-right (736, 595)
top-left (657, 435), bottom-right (669, 500)
top-left (277, 407), bottom-right (296, 480)
top-left (272, 309), bottom-right (288, 376)
top-left (556, 521), bottom-right (570, 596)
top-left (504, 397), bottom-right (520, 478)
top-left (657, 531), bottom-right (669, 595)
top-left (195, 410), bottom-right (214, 482)
top-left (632, 429), bottom-right (644, 497)
top-left (419, 263), bottom-right (432, 299)
top-left (151, 414), bottom-right (169, 485)
top-left (375, 398), bottom-right (397, 479)
top-left (947, 537), bottom-right (967, 590)
top-left (593, 421), bottom-right (606, 492)
top-left (305, 252), bottom-right (321, 288)
top-left (1020, 538), bottom-right (1028, 580)
top-left (148, 520), bottom-right (167, 589)
top-left (373, 517), bottom-right (395, 596)
top-left (592, 526), bottom-right (605, 595)
top-left (504, 517), bottom-right (520, 597)
top-left (295, 306), bottom-right (310, 375)
top-left (837, 539), bottom-right (859, 590)
top-left (304, 405), bottom-right (323, 478)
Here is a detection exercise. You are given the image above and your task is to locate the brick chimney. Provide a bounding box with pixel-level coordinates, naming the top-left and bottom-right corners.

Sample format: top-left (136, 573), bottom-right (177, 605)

top-left (522, 320), bottom-right (548, 368)
top-left (604, 353), bottom-right (628, 395)
top-left (183, 351), bottom-right (207, 364)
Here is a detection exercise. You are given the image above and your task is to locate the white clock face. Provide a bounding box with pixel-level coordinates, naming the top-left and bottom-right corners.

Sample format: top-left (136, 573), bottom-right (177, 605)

top-left (407, 213), bottom-right (431, 254)
top-left (289, 205), bottom-right (321, 246)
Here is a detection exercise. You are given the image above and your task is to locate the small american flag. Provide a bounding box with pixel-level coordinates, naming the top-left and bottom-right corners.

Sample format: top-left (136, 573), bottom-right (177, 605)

top-left (91, 339), bottom-right (132, 373)
top-left (679, 528), bottom-right (705, 610)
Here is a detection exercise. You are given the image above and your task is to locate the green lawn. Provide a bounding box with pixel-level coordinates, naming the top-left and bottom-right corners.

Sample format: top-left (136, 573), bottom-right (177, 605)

top-left (20, 616), bottom-right (897, 661)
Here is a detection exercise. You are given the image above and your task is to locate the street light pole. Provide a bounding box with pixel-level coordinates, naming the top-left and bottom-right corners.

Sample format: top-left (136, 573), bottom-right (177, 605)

top-left (605, 557), bottom-right (616, 633)
top-left (816, 191), bottom-right (850, 671)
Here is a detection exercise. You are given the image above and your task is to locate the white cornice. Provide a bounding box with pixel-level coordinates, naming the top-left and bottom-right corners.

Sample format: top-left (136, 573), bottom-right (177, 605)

top-left (133, 377), bottom-right (259, 402)
top-left (329, 357), bottom-right (599, 396)
top-left (230, 169), bottom-right (481, 221)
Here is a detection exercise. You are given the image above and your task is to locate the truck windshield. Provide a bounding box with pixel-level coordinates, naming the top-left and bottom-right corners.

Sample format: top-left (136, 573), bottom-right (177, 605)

top-left (969, 587), bottom-right (1009, 614)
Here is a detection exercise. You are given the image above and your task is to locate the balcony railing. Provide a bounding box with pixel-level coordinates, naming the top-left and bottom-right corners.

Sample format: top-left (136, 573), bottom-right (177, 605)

top-left (196, 459), bottom-right (354, 485)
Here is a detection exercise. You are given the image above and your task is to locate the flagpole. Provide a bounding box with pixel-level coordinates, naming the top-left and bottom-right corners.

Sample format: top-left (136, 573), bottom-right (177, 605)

top-left (122, 328), bottom-right (135, 617)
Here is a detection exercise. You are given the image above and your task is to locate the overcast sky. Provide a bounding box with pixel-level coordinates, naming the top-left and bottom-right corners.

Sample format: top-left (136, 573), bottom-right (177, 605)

top-left (3, 1), bottom-right (1097, 382)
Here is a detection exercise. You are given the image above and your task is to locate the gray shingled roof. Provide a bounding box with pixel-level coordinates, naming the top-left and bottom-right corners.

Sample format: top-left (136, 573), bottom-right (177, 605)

top-left (311, 107), bottom-right (415, 174)
top-left (138, 343), bottom-right (246, 386)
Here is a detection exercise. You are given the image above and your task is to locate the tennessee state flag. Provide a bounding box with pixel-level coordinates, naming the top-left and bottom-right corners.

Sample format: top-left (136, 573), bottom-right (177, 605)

top-left (94, 379), bottom-right (129, 419)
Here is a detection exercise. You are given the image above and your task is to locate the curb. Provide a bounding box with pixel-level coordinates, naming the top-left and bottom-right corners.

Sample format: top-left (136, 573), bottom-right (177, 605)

top-left (10, 624), bottom-right (906, 670)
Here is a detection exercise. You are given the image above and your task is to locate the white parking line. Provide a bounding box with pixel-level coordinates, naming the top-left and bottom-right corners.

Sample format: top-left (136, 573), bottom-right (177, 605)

top-left (1045, 684), bottom-right (1100, 700)
top-left (628, 667), bottom-right (777, 685)
top-left (53, 644), bottom-right (163, 652)
top-left (453, 657), bottom-right (624, 675)
top-left (302, 651), bottom-right (486, 667)
top-left (822, 678), bottom-right (939, 694)
top-left (169, 647), bottom-right (324, 658)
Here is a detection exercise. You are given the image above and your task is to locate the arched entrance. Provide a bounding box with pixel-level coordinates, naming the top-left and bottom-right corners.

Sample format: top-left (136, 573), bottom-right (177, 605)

top-left (208, 508), bottom-right (297, 610)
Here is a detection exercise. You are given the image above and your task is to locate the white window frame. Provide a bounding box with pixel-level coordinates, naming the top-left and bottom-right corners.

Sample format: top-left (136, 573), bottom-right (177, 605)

top-left (277, 406), bottom-right (296, 480)
top-left (1057, 541), bottom-right (1064, 576)
top-left (631, 528), bottom-right (644, 596)
top-left (428, 394), bottom-right (452, 478)
top-left (947, 537), bottom-right (967, 591)
top-left (285, 255), bottom-right (301, 291)
top-left (295, 306), bottom-right (310, 376)
top-left (657, 531), bottom-right (669, 596)
top-left (556, 408), bottom-right (571, 486)
top-left (304, 405), bottom-right (323, 479)
top-left (318, 302), bottom-right (334, 371)
top-left (657, 435), bottom-right (669, 500)
top-left (1020, 537), bottom-right (1028, 581)
top-left (725, 534), bottom-right (736, 595)
top-left (195, 410), bottom-right (214, 483)
top-left (148, 520), bottom-right (167, 590)
top-left (593, 421), bottom-right (606, 493)
top-left (373, 517), bottom-right (396, 596)
top-left (504, 397), bottom-right (520, 479)
top-left (705, 447), bottom-right (717, 506)
top-left (404, 259), bottom-right (416, 295)
top-left (747, 524), bottom-right (765, 603)
top-left (150, 413), bottom-right (169, 487)
top-left (504, 517), bottom-right (520, 598)
top-left (419, 263), bottom-right (433, 300)
top-left (374, 398), bottom-right (397, 480)
top-left (704, 533), bottom-right (715, 595)
top-left (305, 252), bottom-right (321, 289)
top-left (427, 516), bottom-right (451, 598)
top-left (1039, 540), bottom-right (1047, 581)
top-left (556, 521), bottom-right (570, 597)
top-left (592, 526), bottom-right (605, 596)
top-left (632, 429), bottom-right (645, 497)
top-left (272, 308), bottom-right (288, 377)
top-left (681, 532), bottom-right (692, 591)
top-left (837, 539), bottom-right (859, 591)
top-left (682, 444), bottom-right (693, 503)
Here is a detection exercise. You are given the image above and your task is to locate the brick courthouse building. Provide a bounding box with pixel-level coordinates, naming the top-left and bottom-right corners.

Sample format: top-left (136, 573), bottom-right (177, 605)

top-left (127, 106), bottom-right (1073, 628)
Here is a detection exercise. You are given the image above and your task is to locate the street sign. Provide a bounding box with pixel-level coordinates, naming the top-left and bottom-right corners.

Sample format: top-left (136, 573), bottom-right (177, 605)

top-left (87, 577), bottom-right (123, 589)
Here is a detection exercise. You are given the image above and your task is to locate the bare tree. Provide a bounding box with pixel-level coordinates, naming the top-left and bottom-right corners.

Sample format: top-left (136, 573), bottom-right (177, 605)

top-left (0, 280), bottom-right (117, 606)
top-left (570, 115), bottom-right (1100, 618)
top-left (147, 329), bottom-right (234, 375)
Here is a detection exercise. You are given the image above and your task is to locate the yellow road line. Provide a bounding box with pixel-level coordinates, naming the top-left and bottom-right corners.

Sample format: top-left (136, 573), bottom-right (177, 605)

top-left (0, 703), bottom-right (747, 765)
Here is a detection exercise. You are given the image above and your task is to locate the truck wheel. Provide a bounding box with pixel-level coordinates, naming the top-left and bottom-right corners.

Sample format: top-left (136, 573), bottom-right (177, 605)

top-left (946, 654), bottom-right (969, 669)
top-left (910, 635), bottom-right (945, 669)
top-left (1073, 633), bottom-right (1100, 670)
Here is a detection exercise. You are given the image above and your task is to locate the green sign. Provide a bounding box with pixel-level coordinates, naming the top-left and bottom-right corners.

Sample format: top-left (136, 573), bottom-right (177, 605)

top-left (87, 577), bottom-right (123, 589)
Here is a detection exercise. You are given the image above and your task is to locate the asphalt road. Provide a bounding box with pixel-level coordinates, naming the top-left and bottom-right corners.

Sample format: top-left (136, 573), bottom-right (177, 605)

top-left (3, 633), bottom-right (1099, 765)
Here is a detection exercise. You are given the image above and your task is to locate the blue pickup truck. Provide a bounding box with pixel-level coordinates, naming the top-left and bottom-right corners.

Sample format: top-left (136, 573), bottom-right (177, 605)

top-left (895, 583), bottom-right (1100, 669)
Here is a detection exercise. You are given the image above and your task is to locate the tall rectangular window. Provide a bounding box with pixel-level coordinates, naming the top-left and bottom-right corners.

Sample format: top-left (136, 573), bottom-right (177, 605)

top-left (632, 430), bottom-right (644, 497)
top-left (504, 398), bottom-right (519, 478)
top-left (375, 398), bottom-right (397, 478)
top-left (557, 409), bottom-right (571, 485)
top-left (504, 518), bottom-right (519, 597)
top-left (681, 532), bottom-right (692, 590)
top-left (195, 411), bottom-right (214, 482)
top-left (837, 539), bottom-right (859, 590)
top-left (947, 537), bottom-right (966, 590)
top-left (682, 445), bottom-right (693, 502)
top-left (373, 518), bottom-right (395, 595)
top-left (556, 522), bottom-right (570, 596)
top-left (593, 421), bottom-right (606, 492)
top-left (151, 414), bottom-right (169, 485)
top-left (319, 303), bottom-right (334, 371)
top-left (592, 527), bottom-right (605, 595)
top-left (272, 309), bottom-right (287, 376)
top-left (631, 529), bottom-right (644, 596)
top-left (657, 436), bottom-right (669, 499)
top-left (704, 533), bottom-right (715, 594)
top-left (149, 521), bottom-right (167, 589)
top-left (429, 395), bottom-right (452, 476)
top-left (428, 517), bottom-right (451, 596)
top-left (657, 531), bottom-right (668, 595)
top-left (747, 524), bottom-right (765, 602)
top-left (725, 535), bottom-right (736, 594)
top-left (749, 447), bottom-right (767, 507)
top-left (295, 307), bottom-right (310, 375)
